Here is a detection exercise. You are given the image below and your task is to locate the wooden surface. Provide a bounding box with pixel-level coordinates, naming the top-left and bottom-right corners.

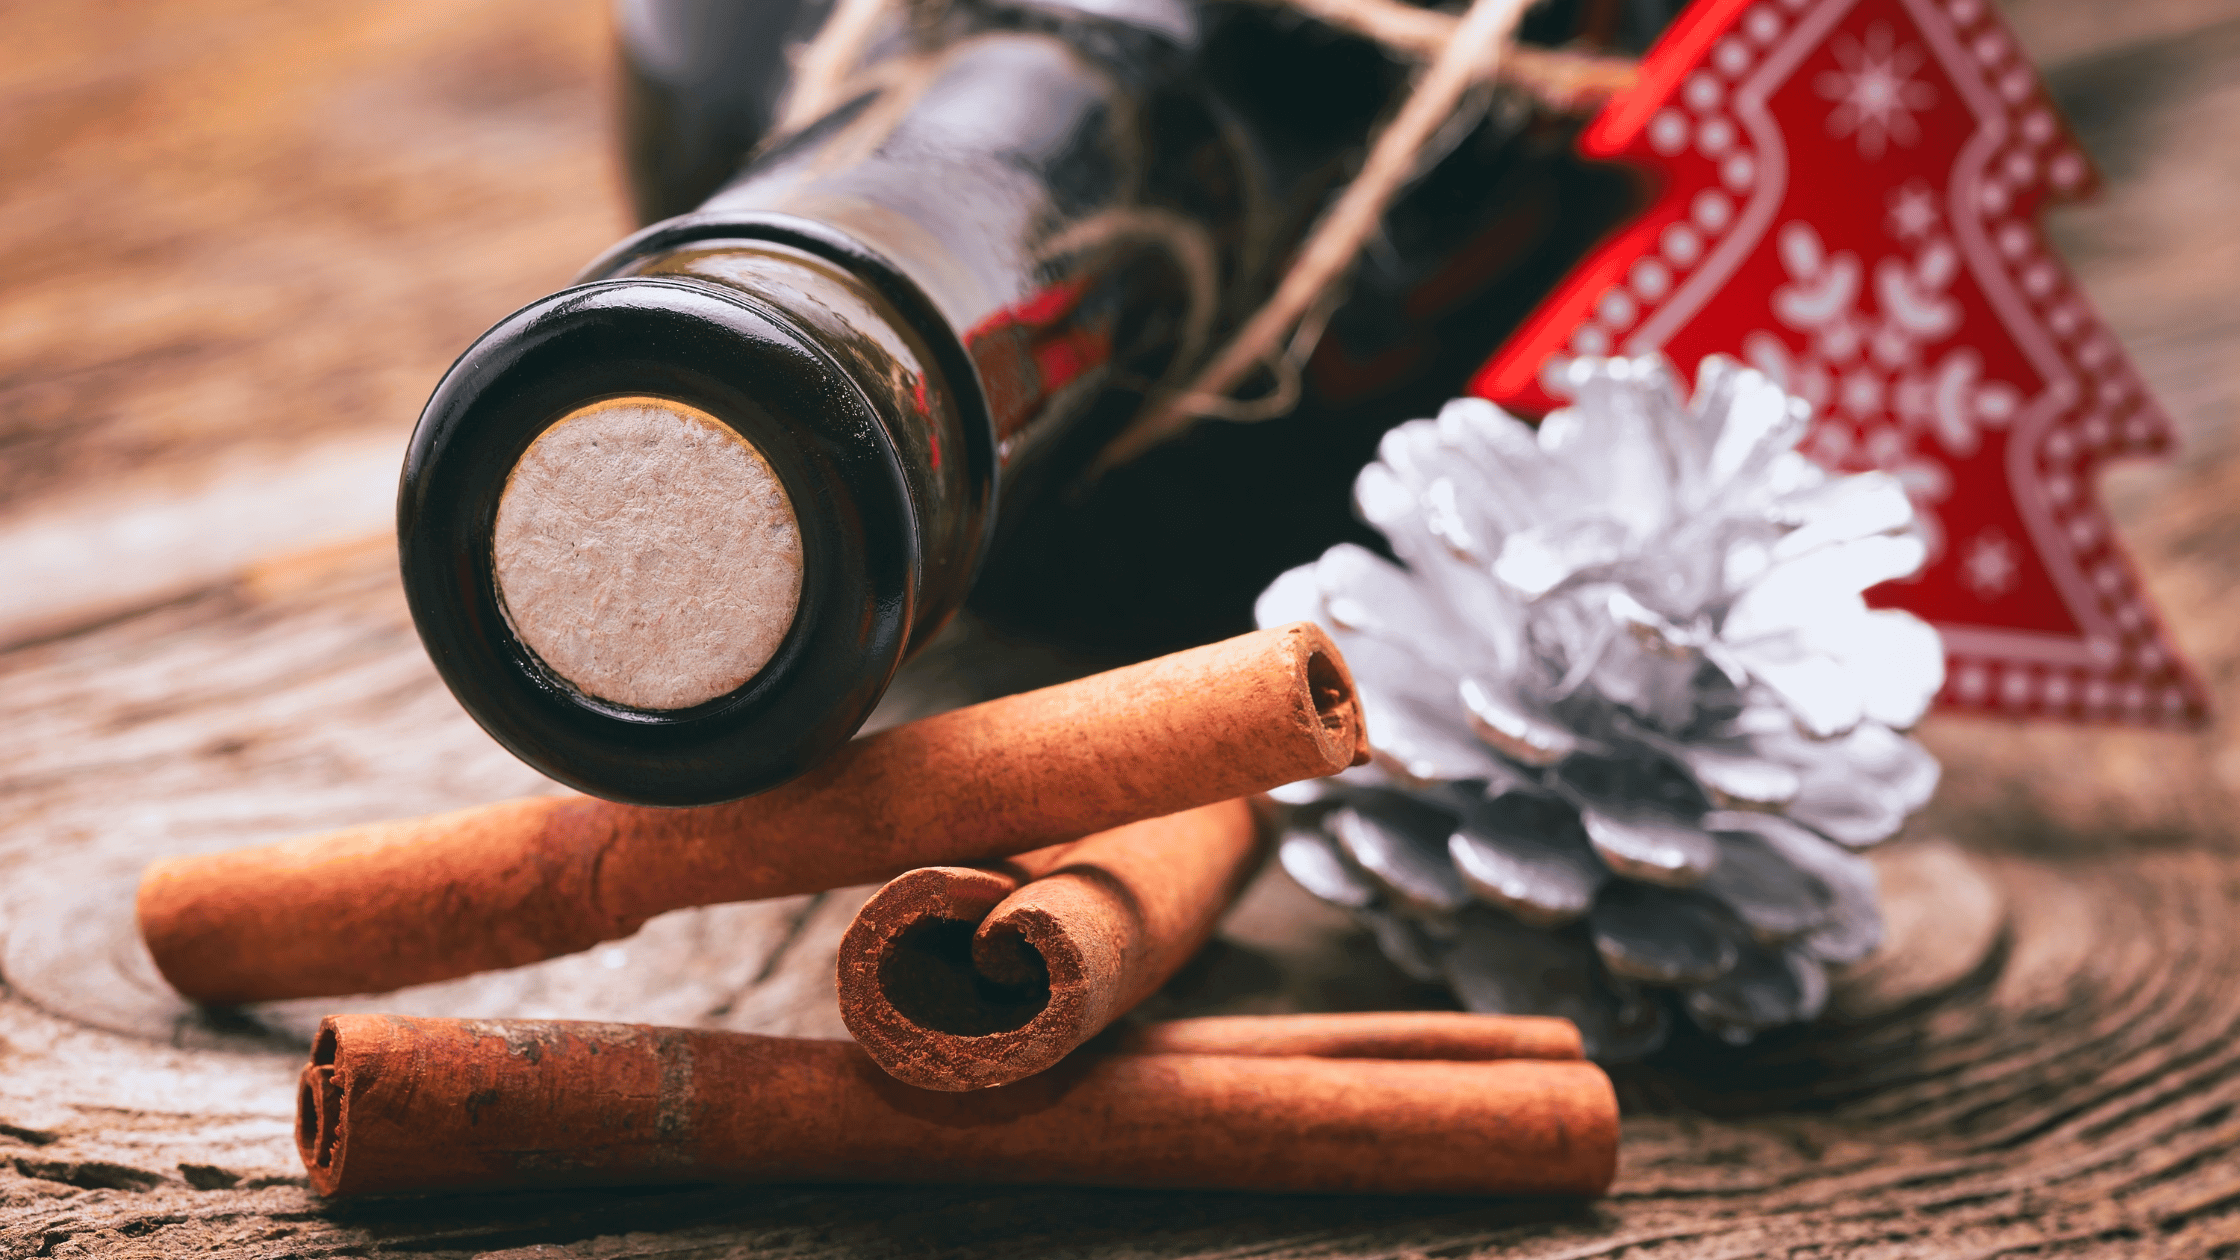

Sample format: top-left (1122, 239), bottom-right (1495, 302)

top-left (7, 0), bottom-right (2240, 1256)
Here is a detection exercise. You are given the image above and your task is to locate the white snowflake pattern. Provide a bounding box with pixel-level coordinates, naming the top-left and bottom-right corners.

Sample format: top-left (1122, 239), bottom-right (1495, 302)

top-left (1839, 364), bottom-right (1884, 418)
top-left (1886, 181), bottom-right (1940, 241)
top-left (1816, 23), bottom-right (1936, 160)
top-left (1963, 529), bottom-right (2018, 600)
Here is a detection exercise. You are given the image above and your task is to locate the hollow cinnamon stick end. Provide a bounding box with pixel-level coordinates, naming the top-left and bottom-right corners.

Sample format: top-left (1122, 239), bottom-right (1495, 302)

top-left (296, 1016), bottom-right (361, 1197)
top-left (837, 866), bottom-right (1076, 1092)
top-left (1268, 622), bottom-right (1372, 771)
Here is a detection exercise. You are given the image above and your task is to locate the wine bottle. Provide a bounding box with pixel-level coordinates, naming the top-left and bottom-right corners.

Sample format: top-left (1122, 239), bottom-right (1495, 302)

top-left (965, 0), bottom-right (1691, 655)
top-left (399, 0), bottom-right (1398, 806)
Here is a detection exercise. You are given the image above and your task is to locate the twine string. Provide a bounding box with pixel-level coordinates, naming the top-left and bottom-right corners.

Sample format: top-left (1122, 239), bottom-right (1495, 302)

top-left (778, 0), bottom-right (1633, 465)
top-left (1101, 0), bottom-right (1543, 466)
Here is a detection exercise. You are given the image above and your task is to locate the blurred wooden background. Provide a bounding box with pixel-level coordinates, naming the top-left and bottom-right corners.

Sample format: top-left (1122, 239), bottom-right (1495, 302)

top-left (7, 0), bottom-right (2240, 1255)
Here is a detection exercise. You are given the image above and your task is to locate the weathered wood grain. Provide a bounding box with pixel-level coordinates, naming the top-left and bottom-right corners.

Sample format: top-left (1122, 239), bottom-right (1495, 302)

top-left (7, 0), bottom-right (2240, 1256)
top-left (0, 0), bottom-right (622, 648)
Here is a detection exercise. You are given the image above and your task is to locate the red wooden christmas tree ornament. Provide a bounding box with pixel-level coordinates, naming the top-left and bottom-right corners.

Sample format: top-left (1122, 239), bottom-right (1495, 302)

top-left (1472, 0), bottom-right (2205, 725)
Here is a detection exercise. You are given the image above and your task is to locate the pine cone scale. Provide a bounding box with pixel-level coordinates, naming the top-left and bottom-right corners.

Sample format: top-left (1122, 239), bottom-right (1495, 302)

top-left (1589, 884), bottom-right (1741, 985)
top-left (1575, 807), bottom-right (1721, 886)
top-left (1450, 792), bottom-right (1605, 927)
top-left (1328, 803), bottom-right (1469, 919)
top-left (1697, 828), bottom-right (1836, 944)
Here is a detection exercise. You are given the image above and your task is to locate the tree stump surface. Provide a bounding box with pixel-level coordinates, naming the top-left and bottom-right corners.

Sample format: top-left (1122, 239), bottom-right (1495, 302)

top-left (6, 1), bottom-right (2240, 1256)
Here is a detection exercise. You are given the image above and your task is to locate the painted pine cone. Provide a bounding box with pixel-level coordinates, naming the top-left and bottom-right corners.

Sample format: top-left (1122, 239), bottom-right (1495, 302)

top-left (1257, 355), bottom-right (1943, 1059)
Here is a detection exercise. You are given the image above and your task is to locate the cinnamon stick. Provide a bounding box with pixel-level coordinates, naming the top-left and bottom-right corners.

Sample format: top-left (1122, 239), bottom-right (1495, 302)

top-left (139, 624), bottom-right (1366, 1004)
top-left (1114, 1010), bottom-right (1585, 1061)
top-left (837, 799), bottom-right (1267, 1090)
top-left (299, 1015), bottom-right (1619, 1198)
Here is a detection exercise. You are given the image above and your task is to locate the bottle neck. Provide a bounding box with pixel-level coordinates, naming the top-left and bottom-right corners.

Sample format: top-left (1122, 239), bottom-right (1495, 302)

top-left (614, 239), bottom-right (984, 650)
top-left (692, 25), bottom-right (1237, 496)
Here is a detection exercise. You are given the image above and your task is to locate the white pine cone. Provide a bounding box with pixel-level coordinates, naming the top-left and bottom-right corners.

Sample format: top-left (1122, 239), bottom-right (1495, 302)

top-left (1258, 355), bottom-right (1943, 1059)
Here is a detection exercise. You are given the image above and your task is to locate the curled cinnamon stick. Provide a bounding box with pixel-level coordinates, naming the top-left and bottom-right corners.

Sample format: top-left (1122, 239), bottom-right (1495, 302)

top-left (299, 1015), bottom-right (1618, 1198)
top-left (837, 799), bottom-right (1266, 1090)
top-left (140, 624), bottom-right (1366, 1004)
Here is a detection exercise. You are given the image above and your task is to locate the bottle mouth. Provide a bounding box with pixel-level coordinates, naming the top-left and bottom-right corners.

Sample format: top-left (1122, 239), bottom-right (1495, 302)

top-left (400, 277), bottom-right (919, 806)
top-left (493, 396), bottom-right (805, 713)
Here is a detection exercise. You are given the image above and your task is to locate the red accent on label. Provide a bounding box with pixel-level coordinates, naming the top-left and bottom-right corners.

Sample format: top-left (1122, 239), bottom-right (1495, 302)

top-left (963, 277), bottom-right (1113, 447)
top-left (910, 374), bottom-right (939, 471)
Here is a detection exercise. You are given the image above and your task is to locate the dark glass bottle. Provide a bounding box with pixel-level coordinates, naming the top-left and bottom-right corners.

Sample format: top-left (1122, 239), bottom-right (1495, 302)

top-left (614, 0), bottom-right (838, 224)
top-left (966, 0), bottom-right (1693, 656)
top-left (400, 0), bottom-right (1397, 806)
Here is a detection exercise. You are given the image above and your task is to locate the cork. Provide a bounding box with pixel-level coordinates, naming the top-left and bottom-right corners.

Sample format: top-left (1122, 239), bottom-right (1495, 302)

top-left (492, 396), bottom-right (804, 711)
top-left (138, 624), bottom-right (1368, 1003)
top-left (298, 1015), bottom-right (1620, 1198)
top-left (837, 799), bottom-right (1266, 1090)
